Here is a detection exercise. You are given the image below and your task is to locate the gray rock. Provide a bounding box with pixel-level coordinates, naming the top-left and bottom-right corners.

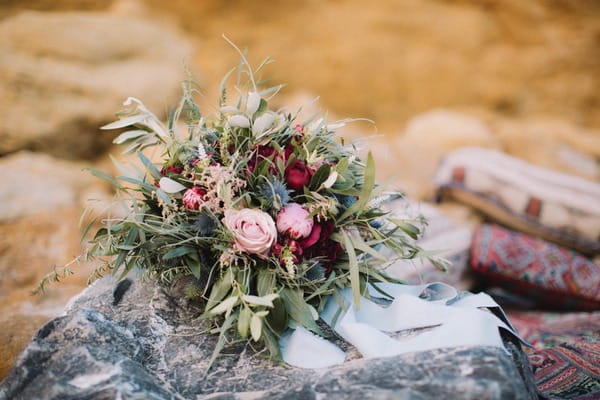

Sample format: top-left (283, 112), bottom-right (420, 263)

top-left (0, 10), bottom-right (191, 159)
top-left (0, 276), bottom-right (537, 400)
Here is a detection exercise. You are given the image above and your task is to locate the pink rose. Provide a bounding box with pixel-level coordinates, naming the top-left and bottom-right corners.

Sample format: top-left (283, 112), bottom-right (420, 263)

top-left (183, 187), bottom-right (206, 210)
top-left (276, 203), bottom-right (314, 240)
top-left (223, 208), bottom-right (277, 258)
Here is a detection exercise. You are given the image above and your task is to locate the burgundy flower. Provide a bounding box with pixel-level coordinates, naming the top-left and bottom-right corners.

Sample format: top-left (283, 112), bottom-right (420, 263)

top-left (283, 144), bottom-right (294, 162)
top-left (248, 145), bottom-right (280, 174)
top-left (285, 159), bottom-right (313, 190)
top-left (271, 243), bottom-right (284, 258)
top-left (287, 240), bottom-right (303, 261)
top-left (257, 145), bottom-right (277, 158)
top-left (161, 164), bottom-right (183, 175)
top-left (301, 221), bottom-right (341, 273)
top-left (300, 223), bottom-right (321, 249)
top-left (182, 187), bottom-right (206, 210)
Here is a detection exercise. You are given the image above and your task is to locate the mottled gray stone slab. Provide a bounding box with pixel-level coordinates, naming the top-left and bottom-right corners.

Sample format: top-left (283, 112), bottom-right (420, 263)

top-left (0, 276), bottom-right (537, 400)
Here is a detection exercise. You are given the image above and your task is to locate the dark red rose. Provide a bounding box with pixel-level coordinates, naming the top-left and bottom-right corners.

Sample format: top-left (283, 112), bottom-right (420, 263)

top-left (248, 145), bottom-right (281, 174)
top-left (257, 145), bottom-right (277, 158)
top-left (285, 160), bottom-right (313, 190)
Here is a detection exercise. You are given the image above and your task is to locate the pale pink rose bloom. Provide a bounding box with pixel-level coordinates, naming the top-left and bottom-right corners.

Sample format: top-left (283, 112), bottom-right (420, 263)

top-left (223, 208), bottom-right (277, 258)
top-left (276, 203), bottom-right (314, 240)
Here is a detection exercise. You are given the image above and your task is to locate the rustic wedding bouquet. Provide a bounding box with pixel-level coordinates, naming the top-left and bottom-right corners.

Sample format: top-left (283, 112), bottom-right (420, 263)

top-left (38, 52), bottom-right (450, 367)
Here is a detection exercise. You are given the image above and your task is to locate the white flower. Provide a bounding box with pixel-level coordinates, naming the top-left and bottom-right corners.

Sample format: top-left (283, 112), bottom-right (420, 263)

top-left (220, 106), bottom-right (240, 113)
top-left (228, 115), bottom-right (250, 128)
top-left (246, 92), bottom-right (261, 115)
top-left (159, 177), bottom-right (186, 193)
top-left (252, 113), bottom-right (275, 137)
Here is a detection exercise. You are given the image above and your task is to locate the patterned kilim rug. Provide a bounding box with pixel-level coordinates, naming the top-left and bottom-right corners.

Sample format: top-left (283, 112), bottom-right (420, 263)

top-left (508, 311), bottom-right (600, 400)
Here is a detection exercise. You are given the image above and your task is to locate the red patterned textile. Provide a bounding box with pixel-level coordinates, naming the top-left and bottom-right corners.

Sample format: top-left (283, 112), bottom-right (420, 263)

top-left (471, 224), bottom-right (600, 310)
top-left (508, 311), bottom-right (600, 350)
top-left (531, 342), bottom-right (600, 400)
top-left (507, 310), bottom-right (600, 400)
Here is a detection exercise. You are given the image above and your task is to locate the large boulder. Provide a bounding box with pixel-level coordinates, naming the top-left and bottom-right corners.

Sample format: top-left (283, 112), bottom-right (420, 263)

top-left (0, 9), bottom-right (191, 159)
top-left (0, 276), bottom-right (537, 400)
top-left (0, 151), bottom-right (112, 378)
top-left (0, 151), bottom-right (104, 222)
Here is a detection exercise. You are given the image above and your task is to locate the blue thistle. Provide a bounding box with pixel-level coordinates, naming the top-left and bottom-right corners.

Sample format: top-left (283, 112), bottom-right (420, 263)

top-left (336, 194), bottom-right (357, 209)
top-left (260, 179), bottom-right (290, 210)
top-left (305, 263), bottom-right (326, 281)
top-left (193, 214), bottom-right (216, 236)
top-left (369, 219), bottom-right (384, 229)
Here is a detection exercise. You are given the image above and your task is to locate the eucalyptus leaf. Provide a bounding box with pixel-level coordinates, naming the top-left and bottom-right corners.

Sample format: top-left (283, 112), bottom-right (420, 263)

top-left (113, 130), bottom-right (147, 145)
top-left (209, 295), bottom-right (238, 315)
top-left (266, 298), bottom-right (288, 334)
top-left (159, 177), bottom-right (186, 193)
top-left (280, 288), bottom-right (325, 336)
top-left (238, 307), bottom-right (251, 338)
top-left (308, 163), bottom-right (330, 191)
top-left (341, 229), bottom-right (361, 308)
top-left (250, 315), bottom-right (262, 341)
top-left (101, 114), bottom-right (146, 130)
top-left (205, 270), bottom-right (233, 311)
top-left (338, 152), bottom-right (376, 221)
top-left (136, 151), bottom-right (162, 180)
top-left (85, 168), bottom-right (124, 190)
top-left (163, 246), bottom-right (196, 260)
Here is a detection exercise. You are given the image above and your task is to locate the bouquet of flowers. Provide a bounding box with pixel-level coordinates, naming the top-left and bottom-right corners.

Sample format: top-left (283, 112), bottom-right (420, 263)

top-left (38, 52), bottom-right (447, 367)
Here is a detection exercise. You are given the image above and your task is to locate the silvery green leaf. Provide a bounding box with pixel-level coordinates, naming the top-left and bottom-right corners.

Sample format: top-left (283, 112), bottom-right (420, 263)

top-left (143, 118), bottom-right (168, 137)
top-left (219, 106), bottom-right (239, 113)
top-left (228, 115), bottom-right (250, 128)
top-left (326, 122), bottom-right (346, 130)
top-left (159, 177), bottom-right (186, 193)
top-left (209, 295), bottom-right (238, 315)
top-left (113, 130), bottom-right (147, 144)
top-left (238, 307), bottom-right (251, 338)
top-left (101, 115), bottom-right (146, 130)
top-left (123, 96), bottom-right (146, 108)
top-left (242, 294), bottom-right (275, 308)
top-left (263, 293), bottom-right (279, 302)
top-left (322, 171), bottom-right (339, 189)
top-left (307, 118), bottom-right (324, 134)
top-left (252, 113), bottom-right (275, 136)
top-left (308, 304), bottom-right (319, 320)
top-left (250, 315), bottom-right (262, 341)
top-left (254, 310), bottom-right (270, 317)
top-left (246, 91), bottom-right (261, 115)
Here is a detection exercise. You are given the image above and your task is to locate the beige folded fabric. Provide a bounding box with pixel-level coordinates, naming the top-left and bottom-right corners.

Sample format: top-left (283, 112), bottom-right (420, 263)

top-left (434, 147), bottom-right (600, 255)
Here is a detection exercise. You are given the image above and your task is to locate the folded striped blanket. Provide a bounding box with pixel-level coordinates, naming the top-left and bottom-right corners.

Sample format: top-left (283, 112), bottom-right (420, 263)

top-left (434, 147), bottom-right (600, 255)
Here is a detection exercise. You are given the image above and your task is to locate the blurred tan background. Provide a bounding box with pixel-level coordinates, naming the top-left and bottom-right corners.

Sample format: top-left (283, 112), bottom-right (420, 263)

top-left (1, 0), bottom-right (599, 379)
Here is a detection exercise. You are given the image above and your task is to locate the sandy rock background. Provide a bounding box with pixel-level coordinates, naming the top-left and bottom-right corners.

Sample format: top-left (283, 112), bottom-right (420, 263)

top-left (0, 0), bottom-right (598, 379)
